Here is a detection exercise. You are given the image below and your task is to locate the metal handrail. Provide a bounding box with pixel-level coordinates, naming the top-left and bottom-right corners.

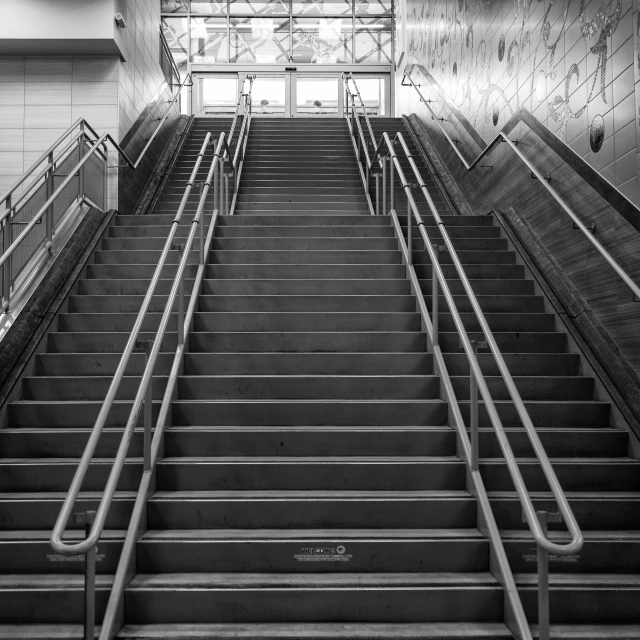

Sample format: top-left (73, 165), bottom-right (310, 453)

top-left (401, 66), bottom-right (640, 303)
top-left (50, 129), bottom-right (214, 558)
top-left (50, 77), bottom-right (255, 640)
top-left (370, 129), bottom-right (582, 640)
top-left (160, 28), bottom-right (181, 88)
top-left (343, 72), bottom-right (376, 149)
top-left (96, 133), bottom-right (228, 640)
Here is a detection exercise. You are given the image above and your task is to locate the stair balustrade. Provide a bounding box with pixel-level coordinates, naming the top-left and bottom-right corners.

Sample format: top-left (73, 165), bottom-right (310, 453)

top-left (344, 74), bottom-right (586, 640)
top-left (0, 73), bottom-right (193, 326)
top-left (400, 66), bottom-right (640, 307)
top-left (48, 79), bottom-right (254, 640)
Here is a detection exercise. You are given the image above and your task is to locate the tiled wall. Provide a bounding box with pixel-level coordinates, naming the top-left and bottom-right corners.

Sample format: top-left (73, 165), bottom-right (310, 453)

top-left (0, 0), bottom-right (166, 197)
top-left (0, 57), bottom-right (119, 195)
top-left (395, 0), bottom-right (640, 205)
top-left (118, 0), bottom-right (166, 141)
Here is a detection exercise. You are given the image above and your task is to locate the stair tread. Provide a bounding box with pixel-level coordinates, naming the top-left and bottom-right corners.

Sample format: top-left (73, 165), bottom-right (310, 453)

top-left (139, 528), bottom-right (485, 541)
top-left (150, 490), bottom-right (472, 499)
top-left (113, 622), bottom-right (513, 638)
top-left (127, 572), bottom-right (499, 588)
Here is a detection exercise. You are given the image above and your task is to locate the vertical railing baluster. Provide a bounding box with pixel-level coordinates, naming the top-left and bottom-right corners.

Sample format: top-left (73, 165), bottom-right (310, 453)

top-left (382, 155), bottom-right (387, 216)
top-left (407, 188), bottom-right (412, 265)
top-left (468, 338), bottom-right (485, 472)
top-left (431, 243), bottom-right (439, 349)
top-left (72, 510), bottom-right (96, 640)
top-left (143, 339), bottom-right (153, 472)
top-left (46, 152), bottom-right (54, 252)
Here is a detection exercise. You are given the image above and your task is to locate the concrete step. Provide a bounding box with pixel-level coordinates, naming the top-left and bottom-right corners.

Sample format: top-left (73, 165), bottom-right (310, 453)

top-left (123, 572), bottom-right (502, 624)
top-left (114, 622), bottom-right (514, 639)
top-left (0, 575), bottom-right (112, 623)
top-left (174, 375), bottom-right (439, 400)
top-left (196, 295), bottom-right (416, 312)
top-left (146, 490), bottom-right (477, 529)
top-left (154, 456), bottom-right (465, 491)
top-left (172, 399), bottom-right (448, 426)
top-left (136, 529), bottom-right (488, 573)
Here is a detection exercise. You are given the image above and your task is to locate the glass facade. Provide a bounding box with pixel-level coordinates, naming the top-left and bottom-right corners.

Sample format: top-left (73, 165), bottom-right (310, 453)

top-left (161, 0), bottom-right (393, 67)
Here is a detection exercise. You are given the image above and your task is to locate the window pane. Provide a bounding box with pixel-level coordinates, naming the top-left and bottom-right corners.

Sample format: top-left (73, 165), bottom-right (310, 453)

top-left (292, 18), bottom-right (352, 63)
top-left (162, 17), bottom-right (189, 69)
top-left (355, 0), bottom-right (391, 15)
top-left (252, 77), bottom-right (287, 115)
top-left (201, 76), bottom-right (238, 114)
top-left (191, 1), bottom-right (228, 14)
top-left (190, 17), bottom-right (229, 63)
top-left (351, 76), bottom-right (386, 114)
top-left (230, 18), bottom-right (290, 63)
top-left (296, 77), bottom-right (339, 114)
top-left (355, 17), bottom-right (391, 63)
top-left (161, 0), bottom-right (189, 13)
top-left (291, 0), bottom-right (353, 16)
top-left (230, 0), bottom-right (290, 15)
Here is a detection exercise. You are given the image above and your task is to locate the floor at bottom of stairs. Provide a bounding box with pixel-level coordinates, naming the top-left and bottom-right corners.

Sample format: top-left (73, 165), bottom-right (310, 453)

top-left (3, 624), bottom-right (640, 639)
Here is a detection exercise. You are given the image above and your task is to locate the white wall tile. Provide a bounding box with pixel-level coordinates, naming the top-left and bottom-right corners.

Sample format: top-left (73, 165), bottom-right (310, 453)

top-left (72, 82), bottom-right (119, 105)
top-left (25, 58), bottom-right (72, 82)
top-left (25, 82), bottom-right (72, 106)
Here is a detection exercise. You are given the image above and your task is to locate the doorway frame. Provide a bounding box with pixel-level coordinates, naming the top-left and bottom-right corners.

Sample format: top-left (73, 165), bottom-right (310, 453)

top-left (190, 63), bottom-right (393, 117)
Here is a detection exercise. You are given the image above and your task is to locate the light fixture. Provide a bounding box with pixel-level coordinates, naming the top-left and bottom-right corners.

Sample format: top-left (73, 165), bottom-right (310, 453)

top-left (114, 13), bottom-right (126, 28)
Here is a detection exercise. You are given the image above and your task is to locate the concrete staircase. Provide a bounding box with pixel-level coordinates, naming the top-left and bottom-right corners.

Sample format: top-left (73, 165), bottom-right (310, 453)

top-left (0, 116), bottom-right (638, 639)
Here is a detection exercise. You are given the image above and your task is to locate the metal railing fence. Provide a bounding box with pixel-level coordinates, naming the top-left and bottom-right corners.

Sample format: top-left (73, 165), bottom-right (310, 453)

top-left (49, 78), bottom-right (254, 640)
top-left (0, 72), bottom-right (193, 316)
top-left (344, 74), bottom-right (585, 640)
top-left (400, 66), bottom-right (640, 305)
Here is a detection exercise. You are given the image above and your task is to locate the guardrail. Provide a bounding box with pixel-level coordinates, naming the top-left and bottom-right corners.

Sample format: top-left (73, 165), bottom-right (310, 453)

top-left (345, 74), bottom-right (585, 640)
top-left (49, 77), bottom-right (254, 640)
top-left (401, 65), bottom-right (640, 305)
top-left (0, 73), bottom-right (192, 317)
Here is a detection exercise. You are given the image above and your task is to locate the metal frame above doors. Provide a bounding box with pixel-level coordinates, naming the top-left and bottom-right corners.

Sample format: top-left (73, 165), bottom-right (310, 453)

top-left (191, 65), bottom-right (392, 117)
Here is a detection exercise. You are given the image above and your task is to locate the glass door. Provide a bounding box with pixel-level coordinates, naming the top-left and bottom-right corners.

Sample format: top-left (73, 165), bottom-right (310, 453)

top-left (193, 71), bottom-right (388, 118)
top-left (252, 74), bottom-right (290, 116)
top-left (292, 75), bottom-right (342, 117)
top-left (350, 75), bottom-right (390, 116)
top-left (194, 74), bottom-right (239, 116)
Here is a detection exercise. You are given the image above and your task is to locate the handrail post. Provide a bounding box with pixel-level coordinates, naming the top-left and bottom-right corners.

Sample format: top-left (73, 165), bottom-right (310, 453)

top-left (431, 243), bottom-right (440, 349)
top-left (219, 158), bottom-right (225, 215)
top-left (2, 197), bottom-right (12, 311)
top-left (143, 339), bottom-right (153, 472)
top-left (46, 151), bottom-right (54, 252)
top-left (382, 155), bottom-right (387, 216)
top-left (224, 167), bottom-right (230, 216)
top-left (375, 173), bottom-right (380, 216)
top-left (73, 510), bottom-right (97, 640)
top-left (407, 193), bottom-right (412, 264)
top-left (534, 509), bottom-right (561, 640)
top-left (199, 205), bottom-right (205, 266)
top-left (172, 243), bottom-right (185, 345)
top-left (102, 142), bottom-right (109, 212)
top-left (390, 154), bottom-right (395, 211)
top-left (469, 338), bottom-right (486, 472)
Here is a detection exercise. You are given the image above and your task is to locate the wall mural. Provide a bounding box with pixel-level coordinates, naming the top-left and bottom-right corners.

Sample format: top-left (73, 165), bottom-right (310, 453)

top-left (398, 0), bottom-right (639, 200)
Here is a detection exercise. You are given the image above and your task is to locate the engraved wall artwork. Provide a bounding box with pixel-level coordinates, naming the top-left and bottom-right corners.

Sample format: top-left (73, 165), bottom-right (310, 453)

top-left (590, 114), bottom-right (605, 151)
top-left (400, 0), bottom-right (640, 201)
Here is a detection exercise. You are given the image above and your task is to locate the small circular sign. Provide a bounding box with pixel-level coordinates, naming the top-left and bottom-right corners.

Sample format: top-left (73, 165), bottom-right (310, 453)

top-left (336, 545), bottom-right (346, 555)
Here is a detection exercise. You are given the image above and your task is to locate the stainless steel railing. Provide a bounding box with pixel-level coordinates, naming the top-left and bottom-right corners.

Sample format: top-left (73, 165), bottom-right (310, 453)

top-left (50, 78), bottom-right (254, 640)
top-left (0, 72), bottom-right (193, 317)
top-left (344, 73), bottom-right (584, 640)
top-left (401, 65), bottom-right (640, 304)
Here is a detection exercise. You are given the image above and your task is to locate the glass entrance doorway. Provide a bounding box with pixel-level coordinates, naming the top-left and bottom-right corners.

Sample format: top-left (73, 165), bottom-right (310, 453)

top-left (194, 72), bottom-right (389, 117)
